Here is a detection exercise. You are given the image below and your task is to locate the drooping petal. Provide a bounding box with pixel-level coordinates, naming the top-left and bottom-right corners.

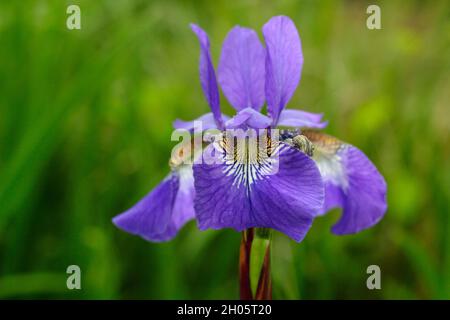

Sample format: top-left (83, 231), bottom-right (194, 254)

top-left (113, 166), bottom-right (196, 242)
top-left (173, 112), bottom-right (229, 131)
top-left (302, 130), bottom-right (387, 235)
top-left (218, 26), bottom-right (265, 111)
top-left (263, 16), bottom-right (303, 125)
top-left (193, 136), bottom-right (324, 242)
top-left (277, 109), bottom-right (328, 129)
top-left (225, 108), bottom-right (272, 129)
top-left (190, 24), bottom-right (224, 129)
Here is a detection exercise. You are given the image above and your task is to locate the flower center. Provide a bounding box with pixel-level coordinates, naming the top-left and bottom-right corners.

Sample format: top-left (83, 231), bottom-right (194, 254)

top-left (216, 130), bottom-right (282, 190)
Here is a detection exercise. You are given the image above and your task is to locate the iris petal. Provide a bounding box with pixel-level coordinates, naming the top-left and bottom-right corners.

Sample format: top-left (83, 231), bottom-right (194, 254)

top-left (190, 24), bottom-right (224, 129)
top-left (225, 108), bottom-right (272, 129)
top-left (113, 167), bottom-right (195, 242)
top-left (277, 109), bottom-right (328, 129)
top-left (263, 16), bottom-right (303, 124)
top-left (218, 26), bottom-right (265, 111)
top-left (173, 112), bottom-right (229, 131)
top-left (193, 138), bottom-right (324, 242)
top-left (303, 131), bottom-right (387, 235)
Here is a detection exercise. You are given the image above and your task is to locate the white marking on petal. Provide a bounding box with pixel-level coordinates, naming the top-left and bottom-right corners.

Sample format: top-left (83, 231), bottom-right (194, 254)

top-left (315, 145), bottom-right (349, 191)
top-left (215, 132), bottom-right (282, 193)
top-left (177, 164), bottom-right (194, 193)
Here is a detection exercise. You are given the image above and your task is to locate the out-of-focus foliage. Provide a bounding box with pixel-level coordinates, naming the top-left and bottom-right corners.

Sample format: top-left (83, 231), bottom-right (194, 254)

top-left (0, 0), bottom-right (448, 299)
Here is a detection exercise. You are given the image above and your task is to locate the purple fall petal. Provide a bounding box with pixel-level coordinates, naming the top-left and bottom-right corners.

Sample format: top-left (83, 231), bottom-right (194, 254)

top-left (218, 26), bottom-right (265, 111)
top-left (113, 168), bottom-right (196, 242)
top-left (193, 143), bottom-right (324, 242)
top-left (277, 109), bottom-right (328, 129)
top-left (225, 108), bottom-right (272, 129)
top-left (303, 130), bottom-right (387, 235)
top-left (263, 16), bottom-right (303, 125)
top-left (190, 24), bottom-right (224, 129)
top-left (325, 146), bottom-right (387, 235)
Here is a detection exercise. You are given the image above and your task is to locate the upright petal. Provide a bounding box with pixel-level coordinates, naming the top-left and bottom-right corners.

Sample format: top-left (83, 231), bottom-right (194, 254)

top-left (218, 26), bottom-right (265, 111)
top-left (263, 16), bottom-right (303, 124)
top-left (191, 24), bottom-right (224, 129)
top-left (302, 130), bottom-right (387, 235)
top-left (113, 166), bottom-right (196, 242)
top-left (277, 109), bottom-right (328, 129)
top-left (193, 136), bottom-right (324, 242)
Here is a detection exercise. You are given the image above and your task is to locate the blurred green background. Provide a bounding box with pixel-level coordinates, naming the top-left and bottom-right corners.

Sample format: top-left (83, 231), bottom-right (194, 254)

top-left (0, 0), bottom-right (449, 299)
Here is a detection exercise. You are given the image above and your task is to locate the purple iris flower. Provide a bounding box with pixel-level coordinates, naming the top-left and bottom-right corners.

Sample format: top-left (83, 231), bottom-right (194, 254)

top-left (113, 16), bottom-right (387, 243)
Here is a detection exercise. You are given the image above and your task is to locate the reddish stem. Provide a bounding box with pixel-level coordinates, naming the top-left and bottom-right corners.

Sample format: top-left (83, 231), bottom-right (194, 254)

top-left (239, 228), bottom-right (272, 300)
top-left (255, 245), bottom-right (272, 300)
top-left (239, 229), bottom-right (254, 300)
